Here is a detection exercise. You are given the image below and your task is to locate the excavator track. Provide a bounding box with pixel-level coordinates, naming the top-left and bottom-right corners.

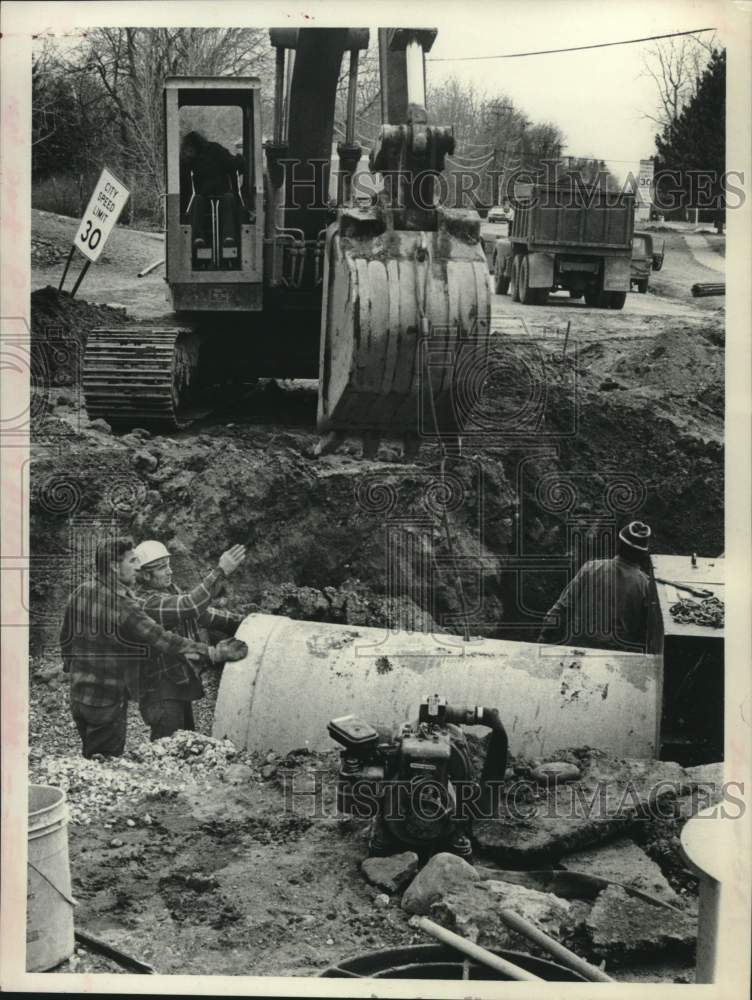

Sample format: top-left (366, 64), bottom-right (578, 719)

top-left (83, 327), bottom-right (203, 431)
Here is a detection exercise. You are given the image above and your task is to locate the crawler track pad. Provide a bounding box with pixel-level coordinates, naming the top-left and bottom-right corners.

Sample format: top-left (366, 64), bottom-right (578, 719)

top-left (83, 328), bottom-right (202, 431)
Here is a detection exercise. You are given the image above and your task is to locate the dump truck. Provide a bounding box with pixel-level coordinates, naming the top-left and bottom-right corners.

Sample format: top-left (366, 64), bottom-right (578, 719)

top-left (82, 28), bottom-right (491, 449)
top-left (492, 182), bottom-right (635, 309)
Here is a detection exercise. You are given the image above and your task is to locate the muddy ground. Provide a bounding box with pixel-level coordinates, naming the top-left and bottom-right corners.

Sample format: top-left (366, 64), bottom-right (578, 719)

top-left (27, 210), bottom-right (724, 980)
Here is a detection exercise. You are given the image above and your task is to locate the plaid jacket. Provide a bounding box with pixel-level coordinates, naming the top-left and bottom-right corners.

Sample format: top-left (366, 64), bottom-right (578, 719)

top-left (60, 576), bottom-right (210, 707)
top-left (135, 568), bottom-right (242, 702)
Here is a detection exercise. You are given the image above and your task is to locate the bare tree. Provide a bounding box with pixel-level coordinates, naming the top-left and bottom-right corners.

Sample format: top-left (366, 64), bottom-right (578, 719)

top-left (641, 32), bottom-right (717, 129)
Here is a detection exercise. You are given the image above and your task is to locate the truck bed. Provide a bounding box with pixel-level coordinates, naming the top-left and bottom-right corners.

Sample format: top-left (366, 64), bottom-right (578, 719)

top-left (510, 184), bottom-right (634, 253)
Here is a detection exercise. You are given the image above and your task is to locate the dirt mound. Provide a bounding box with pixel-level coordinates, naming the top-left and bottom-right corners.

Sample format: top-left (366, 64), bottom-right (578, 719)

top-left (606, 327), bottom-right (724, 417)
top-left (31, 285), bottom-right (128, 386)
top-left (29, 422), bottom-right (508, 653)
top-left (505, 324), bottom-right (724, 610)
top-left (28, 292), bottom-right (724, 652)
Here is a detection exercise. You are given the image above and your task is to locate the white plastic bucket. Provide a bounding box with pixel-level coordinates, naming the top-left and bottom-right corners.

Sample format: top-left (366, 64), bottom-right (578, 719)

top-left (27, 784), bottom-right (75, 971)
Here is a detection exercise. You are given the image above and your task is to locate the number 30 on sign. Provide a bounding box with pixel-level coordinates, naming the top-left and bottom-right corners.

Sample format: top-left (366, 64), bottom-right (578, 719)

top-left (74, 167), bottom-right (130, 263)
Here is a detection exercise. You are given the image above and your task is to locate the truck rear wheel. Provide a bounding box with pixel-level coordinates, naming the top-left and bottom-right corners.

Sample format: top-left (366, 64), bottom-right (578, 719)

top-left (510, 255), bottom-right (521, 302)
top-left (517, 257), bottom-right (549, 305)
top-left (607, 291), bottom-right (627, 310)
top-left (584, 288), bottom-right (601, 307)
top-left (637, 278), bottom-right (649, 294)
top-left (518, 255), bottom-right (532, 304)
top-left (494, 257), bottom-right (510, 295)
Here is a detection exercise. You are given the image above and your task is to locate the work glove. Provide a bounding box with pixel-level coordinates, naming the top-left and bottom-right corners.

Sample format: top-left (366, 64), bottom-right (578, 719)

top-left (209, 637), bottom-right (248, 665)
top-left (218, 544), bottom-right (246, 577)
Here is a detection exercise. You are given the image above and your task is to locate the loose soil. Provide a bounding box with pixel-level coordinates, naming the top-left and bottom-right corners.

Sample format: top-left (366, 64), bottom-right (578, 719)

top-left (26, 212), bottom-right (722, 981)
top-left (29, 679), bottom-right (700, 980)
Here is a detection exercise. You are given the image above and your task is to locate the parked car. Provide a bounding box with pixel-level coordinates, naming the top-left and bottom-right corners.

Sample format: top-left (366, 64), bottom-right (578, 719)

top-left (488, 205), bottom-right (513, 224)
top-left (630, 231), bottom-right (653, 293)
top-left (651, 235), bottom-right (665, 271)
top-left (480, 208), bottom-right (511, 272)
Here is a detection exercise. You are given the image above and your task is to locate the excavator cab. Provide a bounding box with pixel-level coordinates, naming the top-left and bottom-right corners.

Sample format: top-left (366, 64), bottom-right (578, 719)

top-left (164, 78), bottom-right (264, 312)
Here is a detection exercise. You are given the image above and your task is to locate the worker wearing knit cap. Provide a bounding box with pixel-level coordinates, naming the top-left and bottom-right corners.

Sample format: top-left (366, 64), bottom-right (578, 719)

top-left (538, 521), bottom-right (652, 651)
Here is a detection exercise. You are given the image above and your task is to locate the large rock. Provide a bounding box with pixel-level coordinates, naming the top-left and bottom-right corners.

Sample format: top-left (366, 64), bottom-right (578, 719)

top-left (401, 852), bottom-right (480, 915)
top-left (562, 837), bottom-right (680, 905)
top-left (532, 761), bottom-right (582, 785)
top-left (133, 449), bottom-right (159, 472)
top-left (430, 879), bottom-right (587, 956)
top-left (684, 762), bottom-right (723, 788)
top-left (87, 417), bottom-right (111, 434)
top-left (586, 884), bottom-right (696, 962)
top-left (361, 852), bottom-right (418, 894)
top-left (474, 752), bottom-right (690, 865)
top-left (676, 762), bottom-right (725, 818)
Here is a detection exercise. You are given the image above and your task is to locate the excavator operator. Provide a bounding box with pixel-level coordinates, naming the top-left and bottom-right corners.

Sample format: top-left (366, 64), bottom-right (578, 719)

top-left (180, 130), bottom-right (244, 261)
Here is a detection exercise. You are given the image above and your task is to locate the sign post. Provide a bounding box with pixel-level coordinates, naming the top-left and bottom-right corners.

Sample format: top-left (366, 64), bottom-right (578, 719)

top-left (60, 167), bottom-right (130, 297)
top-left (634, 158), bottom-right (655, 224)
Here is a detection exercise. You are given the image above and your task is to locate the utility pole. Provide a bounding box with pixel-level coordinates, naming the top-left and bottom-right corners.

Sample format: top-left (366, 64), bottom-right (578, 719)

top-left (487, 101), bottom-right (512, 207)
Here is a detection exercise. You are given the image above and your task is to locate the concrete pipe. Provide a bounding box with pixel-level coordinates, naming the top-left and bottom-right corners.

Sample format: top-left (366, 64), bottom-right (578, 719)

top-left (213, 615), bottom-right (662, 757)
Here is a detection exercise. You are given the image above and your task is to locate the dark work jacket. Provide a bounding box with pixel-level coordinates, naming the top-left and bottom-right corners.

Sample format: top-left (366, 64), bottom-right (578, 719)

top-left (538, 555), bottom-right (650, 651)
top-left (185, 142), bottom-right (244, 198)
top-left (60, 577), bottom-right (209, 707)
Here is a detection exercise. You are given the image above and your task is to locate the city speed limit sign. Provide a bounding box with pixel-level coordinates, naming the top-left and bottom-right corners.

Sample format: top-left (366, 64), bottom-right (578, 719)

top-left (74, 167), bottom-right (130, 262)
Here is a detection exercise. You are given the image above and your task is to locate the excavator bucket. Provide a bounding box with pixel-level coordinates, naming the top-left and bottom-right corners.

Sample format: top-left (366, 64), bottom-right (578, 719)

top-left (318, 207), bottom-right (491, 435)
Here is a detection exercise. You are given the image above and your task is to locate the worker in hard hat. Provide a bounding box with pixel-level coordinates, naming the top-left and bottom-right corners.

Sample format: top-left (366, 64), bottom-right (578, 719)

top-left (60, 536), bottom-right (248, 760)
top-left (538, 521), bottom-right (652, 651)
top-left (133, 540), bottom-right (247, 740)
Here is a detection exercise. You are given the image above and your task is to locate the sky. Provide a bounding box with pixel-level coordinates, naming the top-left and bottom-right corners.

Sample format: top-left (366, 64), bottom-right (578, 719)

top-left (424, 0), bottom-right (727, 182)
top-left (19, 0), bottom-right (729, 184)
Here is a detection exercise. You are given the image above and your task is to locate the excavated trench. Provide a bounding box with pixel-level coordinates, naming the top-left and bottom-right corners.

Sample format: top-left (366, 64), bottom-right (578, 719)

top-left (29, 287), bottom-right (724, 654)
top-left (27, 287), bottom-right (724, 980)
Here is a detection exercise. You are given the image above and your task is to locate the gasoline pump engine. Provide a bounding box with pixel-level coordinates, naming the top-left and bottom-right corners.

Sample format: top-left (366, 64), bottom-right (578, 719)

top-left (328, 696), bottom-right (508, 861)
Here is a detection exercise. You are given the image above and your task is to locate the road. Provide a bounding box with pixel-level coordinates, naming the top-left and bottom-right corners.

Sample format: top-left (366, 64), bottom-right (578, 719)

top-left (486, 228), bottom-right (724, 339)
top-left (32, 211), bottom-right (724, 330)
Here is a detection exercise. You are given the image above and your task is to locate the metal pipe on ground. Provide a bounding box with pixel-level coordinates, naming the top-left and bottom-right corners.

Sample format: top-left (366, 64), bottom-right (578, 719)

top-left (498, 908), bottom-right (615, 982)
top-left (137, 258), bottom-right (164, 278)
top-left (415, 917), bottom-right (545, 982)
top-left (212, 614), bottom-right (662, 756)
top-left (691, 282), bottom-right (725, 297)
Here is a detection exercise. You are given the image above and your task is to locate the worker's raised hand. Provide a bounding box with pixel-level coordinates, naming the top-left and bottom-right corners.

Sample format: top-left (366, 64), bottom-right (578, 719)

top-left (212, 638), bottom-right (248, 664)
top-left (218, 544), bottom-right (246, 577)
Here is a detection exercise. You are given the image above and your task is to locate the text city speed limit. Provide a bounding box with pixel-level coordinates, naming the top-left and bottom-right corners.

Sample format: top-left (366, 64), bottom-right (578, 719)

top-left (74, 167), bottom-right (130, 263)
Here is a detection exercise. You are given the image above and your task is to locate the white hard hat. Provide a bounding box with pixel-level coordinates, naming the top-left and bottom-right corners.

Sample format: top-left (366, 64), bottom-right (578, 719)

top-left (134, 540), bottom-right (171, 568)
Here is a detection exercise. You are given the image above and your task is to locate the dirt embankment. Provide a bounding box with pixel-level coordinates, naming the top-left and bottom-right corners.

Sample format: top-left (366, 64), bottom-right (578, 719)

top-left (26, 286), bottom-right (721, 983)
top-left (29, 288), bottom-right (723, 652)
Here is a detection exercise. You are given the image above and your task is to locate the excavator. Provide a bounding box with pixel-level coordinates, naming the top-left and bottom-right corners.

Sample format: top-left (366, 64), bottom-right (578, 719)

top-left (82, 28), bottom-right (491, 450)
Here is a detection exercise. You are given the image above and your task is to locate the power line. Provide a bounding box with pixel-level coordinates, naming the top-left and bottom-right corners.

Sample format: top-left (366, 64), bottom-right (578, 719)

top-left (428, 27), bottom-right (716, 62)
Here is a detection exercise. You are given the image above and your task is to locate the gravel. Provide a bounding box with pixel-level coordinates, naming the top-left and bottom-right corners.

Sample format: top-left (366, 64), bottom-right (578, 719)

top-left (30, 731), bottom-right (258, 825)
top-left (28, 668), bottom-right (269, 825)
